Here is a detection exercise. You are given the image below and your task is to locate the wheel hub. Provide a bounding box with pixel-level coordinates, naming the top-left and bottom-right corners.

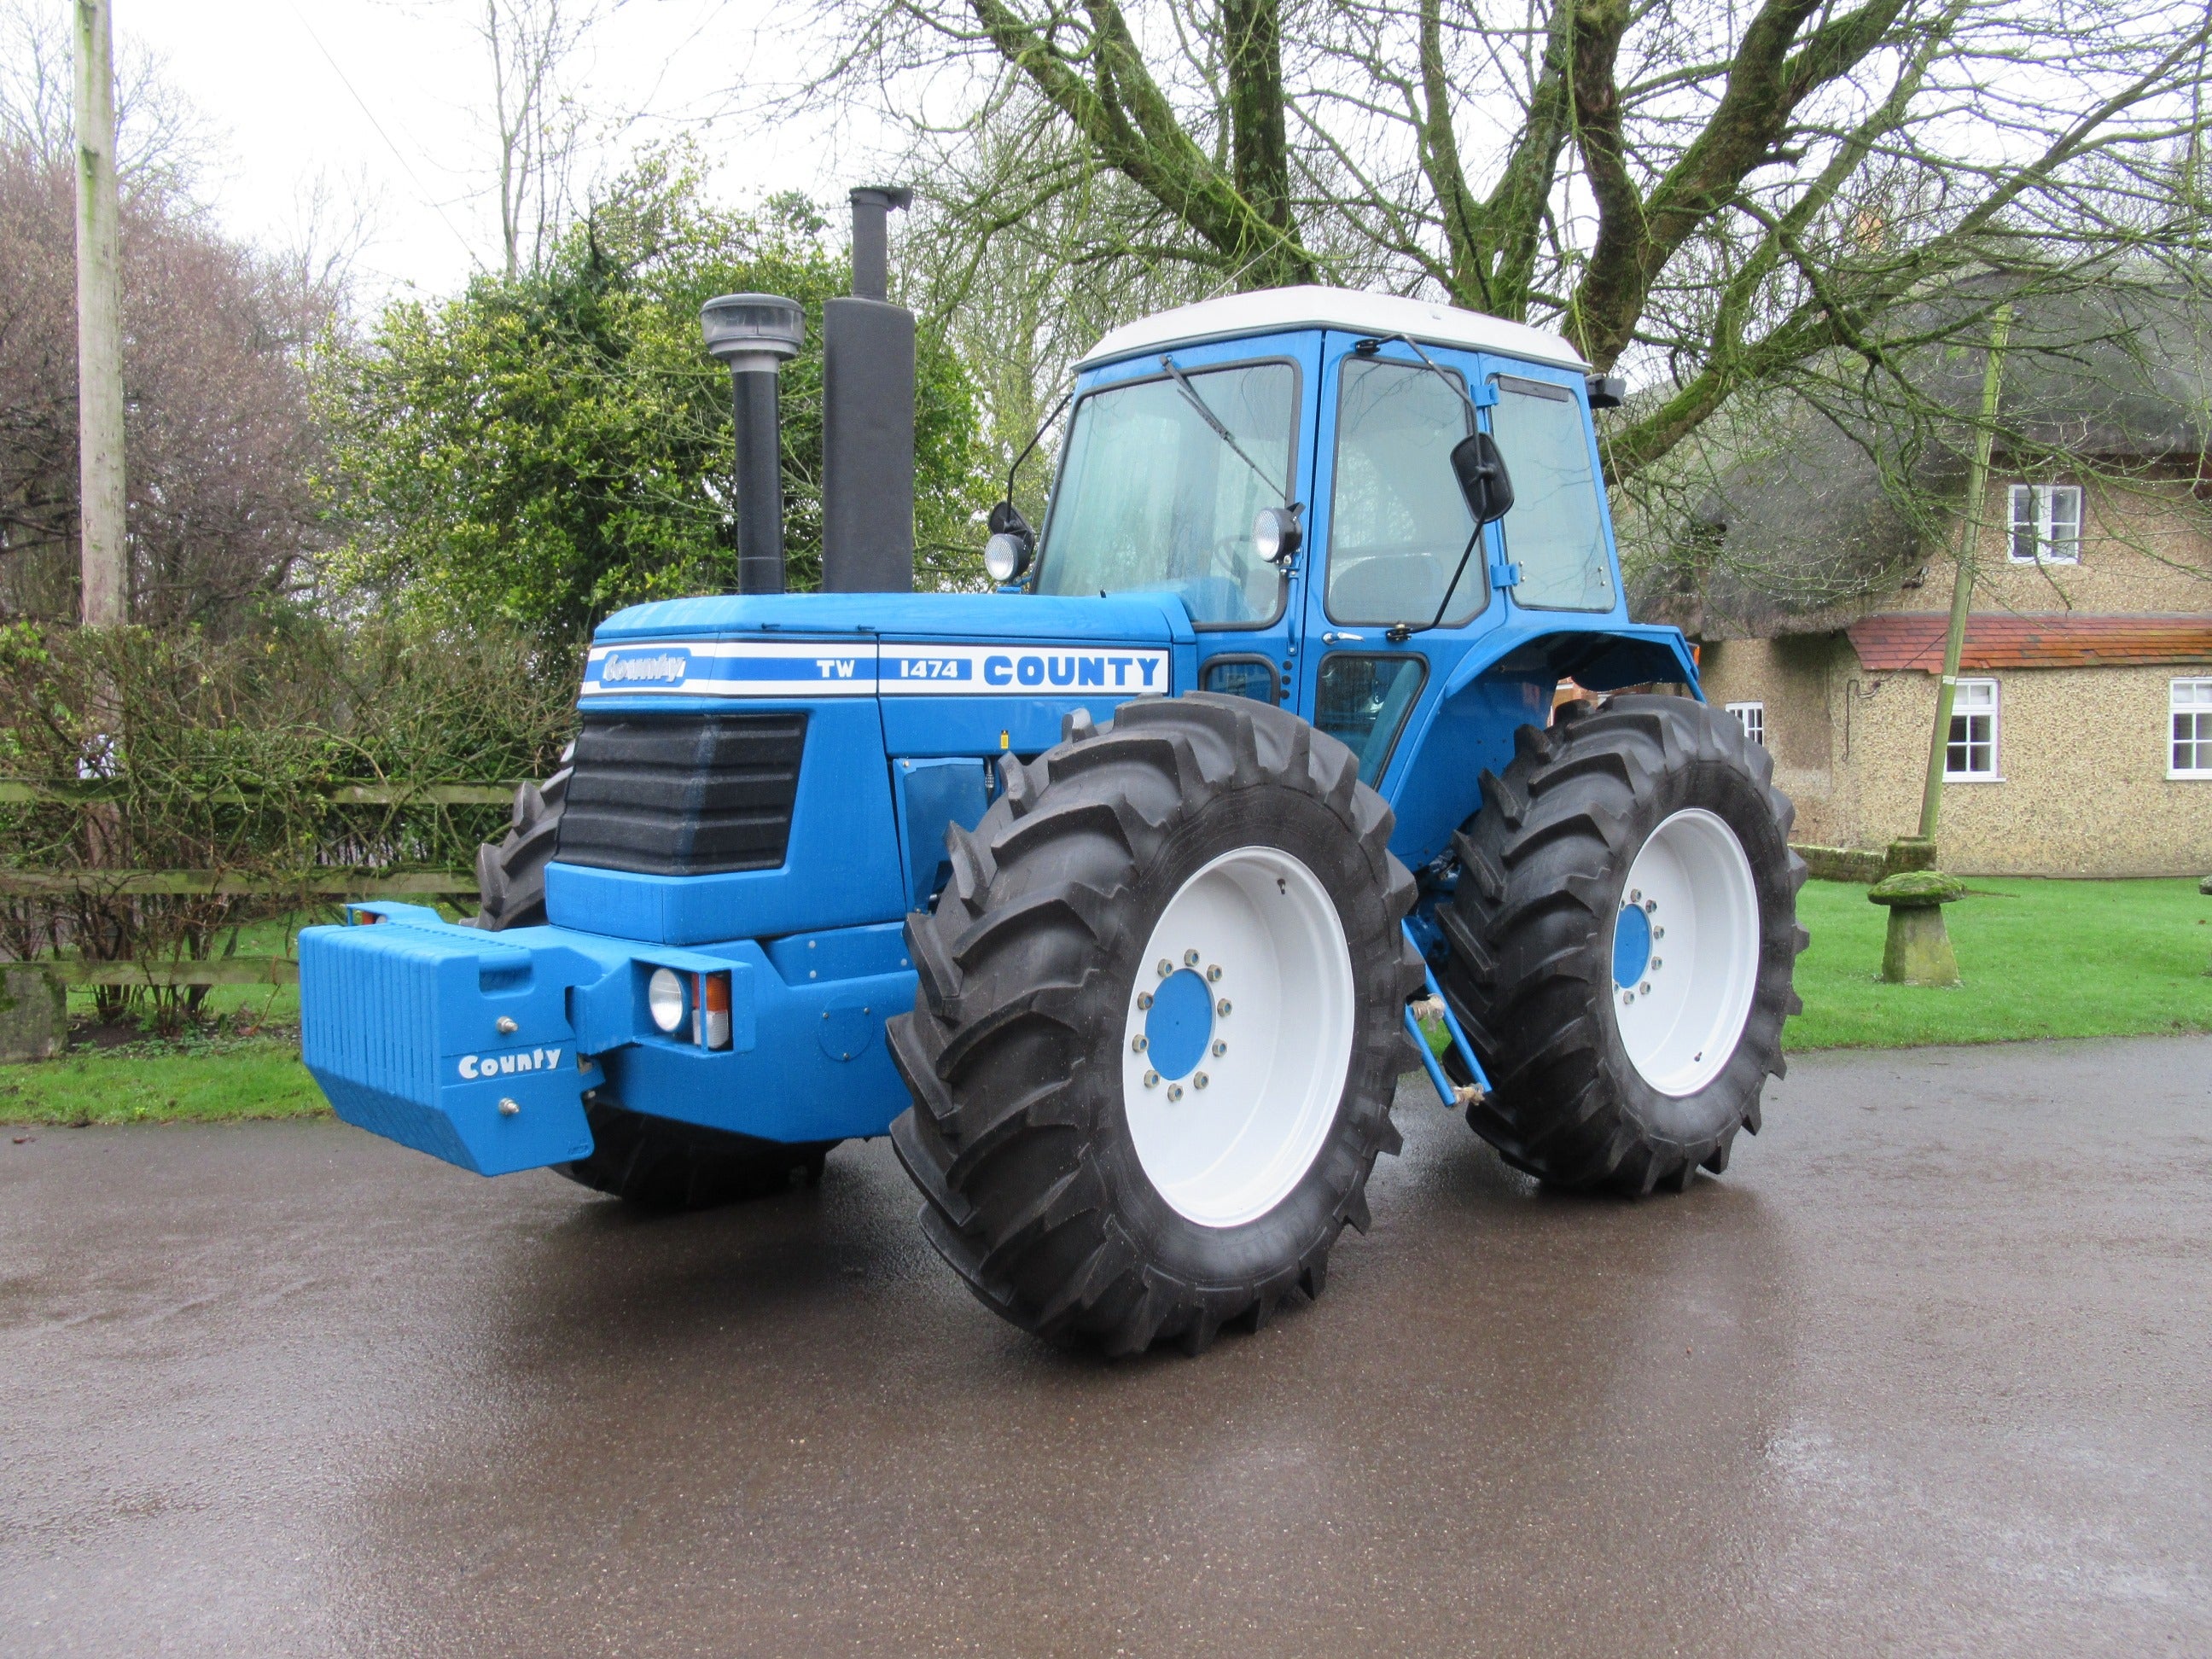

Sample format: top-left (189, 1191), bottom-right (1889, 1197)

top-left (1142, 967), bottom-right (1214, 1079)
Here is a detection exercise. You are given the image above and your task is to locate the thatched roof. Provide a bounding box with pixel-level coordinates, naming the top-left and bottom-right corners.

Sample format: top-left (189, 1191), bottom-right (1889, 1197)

top-left (1639, 282), bottom-right (2212, 639)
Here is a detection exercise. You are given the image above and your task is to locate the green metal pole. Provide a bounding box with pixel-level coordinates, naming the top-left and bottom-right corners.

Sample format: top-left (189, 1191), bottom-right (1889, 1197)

top-left (1917, 305), bottom-right (2011, 844)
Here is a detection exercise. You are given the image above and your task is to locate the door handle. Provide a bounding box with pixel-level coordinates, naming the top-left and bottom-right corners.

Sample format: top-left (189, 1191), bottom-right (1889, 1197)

top-left (1321, 631), bottom-right (1365, 643)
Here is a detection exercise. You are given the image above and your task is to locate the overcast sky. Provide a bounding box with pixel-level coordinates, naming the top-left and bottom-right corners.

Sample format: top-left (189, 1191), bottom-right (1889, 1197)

top-left (121, 0), bottom-right (895, 301)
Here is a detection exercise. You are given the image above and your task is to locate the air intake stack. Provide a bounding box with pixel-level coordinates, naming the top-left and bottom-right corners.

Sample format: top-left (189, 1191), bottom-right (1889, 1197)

top-left (820, 186), bottom-right (916, 593)
top-left (701, 292), bottom-right (806, 594)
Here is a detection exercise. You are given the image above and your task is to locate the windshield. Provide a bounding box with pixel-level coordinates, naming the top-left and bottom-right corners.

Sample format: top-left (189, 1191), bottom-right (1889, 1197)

top-left (1034, 362), bottom-right (1295, 625)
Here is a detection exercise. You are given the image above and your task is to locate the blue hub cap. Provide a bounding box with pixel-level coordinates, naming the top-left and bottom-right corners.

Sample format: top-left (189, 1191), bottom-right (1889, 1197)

top-left (1144, 969), bottom-right (1214, 1080)
top-left (1612, 900), bottom-right (1653, 988)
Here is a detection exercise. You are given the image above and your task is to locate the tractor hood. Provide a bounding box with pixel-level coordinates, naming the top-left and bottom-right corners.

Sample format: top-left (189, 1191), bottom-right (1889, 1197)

top-left (582, 591), bottom-right (1199, 708)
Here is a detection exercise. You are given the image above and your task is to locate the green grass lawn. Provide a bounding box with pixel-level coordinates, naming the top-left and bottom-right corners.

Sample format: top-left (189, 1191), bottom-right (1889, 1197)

top-left (3, 879), bottom-right (2205, 1124)
top-left (0, 1036), bottom-right (326, 1125)
top-left (1784, 876), bottom-right (2212, 1050)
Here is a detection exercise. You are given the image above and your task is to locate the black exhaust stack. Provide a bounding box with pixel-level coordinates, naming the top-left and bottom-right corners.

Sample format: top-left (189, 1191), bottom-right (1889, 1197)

top-left (701, 292), bottom-right (806, 594)
top-left (821, 186), bottom-right (916, 593)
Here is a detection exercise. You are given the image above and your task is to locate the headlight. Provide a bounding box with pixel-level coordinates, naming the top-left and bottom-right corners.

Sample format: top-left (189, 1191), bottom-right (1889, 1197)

top-left (984, 531), bottom-right (1032, 584)
top-left (1253, 505), bottom-right (1302, 564)
top-left (647, 967), bottom-right (687, 1033)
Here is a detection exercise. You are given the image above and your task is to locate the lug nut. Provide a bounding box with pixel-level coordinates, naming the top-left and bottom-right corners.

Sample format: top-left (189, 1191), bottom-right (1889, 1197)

top-left (1629, 888), bottom-right (1641, 904)
top-left (1216, 998), bottom-right (1231, 1016)
top-left (1206, 965), bottom-right (1222, 982)
top-left (1639, 981), bottom-right (1651, 995)
top-left (497, 1097), bottom-right (520, 1115)
top-left (1211, 1039), bottom-right (1226, 1058)
top-left (1644, 899), bottom-right (1657, 913)
top-left (1193, 1072), bottom-right (1208, 1090)
top-left (1167, 1083), bottom-right (1184, 1103)
top-left (496, 1016), bottom-right (518, 1035)
top-left (1622, 992), bottom-right (1635, 1004)
top-left (1143, 1069), bottom-right (1160, 1089)
top-left (1184, 949), bottom-right (1200, 967)
top-left (1132, 1034), bottom-right (1148, 1053)
top-left (1157, 958), bottom-right (1172, 977)
top-left (1650, 957), bottom-right (1663, 971)
top-left (1653, 926), bottom-right (1665, 940)
top-left (1137, 991), bottom-right (1153, 1010)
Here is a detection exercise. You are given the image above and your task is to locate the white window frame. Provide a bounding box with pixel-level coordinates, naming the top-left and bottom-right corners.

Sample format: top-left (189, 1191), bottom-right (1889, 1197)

top-left (2007, 483), bottom-right (2081, 564)
top-left (2172, 678), bottom-right (2212, 780)
top-left (1944, 678), bottom-right (2001, 781)
top-left (1725, 701), bottom-right (1765, 746)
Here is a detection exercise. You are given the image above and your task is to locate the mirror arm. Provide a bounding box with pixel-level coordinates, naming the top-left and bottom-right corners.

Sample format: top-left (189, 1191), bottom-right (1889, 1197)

top-left (1004, 387), bottom-right (1072, 508)
top-left (1386, 522), bottom-right (1486, 644)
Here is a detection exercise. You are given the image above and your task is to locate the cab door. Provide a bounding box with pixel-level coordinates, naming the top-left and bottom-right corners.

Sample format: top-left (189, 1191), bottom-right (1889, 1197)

top-left (1291, 334), bottom-right (1502, 788)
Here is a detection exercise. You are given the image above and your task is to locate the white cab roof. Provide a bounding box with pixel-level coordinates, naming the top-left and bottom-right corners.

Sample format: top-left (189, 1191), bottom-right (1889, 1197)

top-left (1079, 284), bottom-right (1590, 373)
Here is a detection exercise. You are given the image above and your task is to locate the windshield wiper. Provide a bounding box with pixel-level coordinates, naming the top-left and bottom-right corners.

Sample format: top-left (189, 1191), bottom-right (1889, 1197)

top-left (1158, 356), bottom-right (1289, 504)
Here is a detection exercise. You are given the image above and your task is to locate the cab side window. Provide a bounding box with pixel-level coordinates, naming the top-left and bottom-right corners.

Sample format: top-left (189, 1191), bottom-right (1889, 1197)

top-left (1491, 376), bottom-right (1615, 612)
top-left (1325, 359), bottom-right (1484, 626)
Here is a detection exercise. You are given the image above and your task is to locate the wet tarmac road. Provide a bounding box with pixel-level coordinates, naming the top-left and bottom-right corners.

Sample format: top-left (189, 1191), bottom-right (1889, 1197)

top-left (4, 1035), bottom-right (2209, 1657)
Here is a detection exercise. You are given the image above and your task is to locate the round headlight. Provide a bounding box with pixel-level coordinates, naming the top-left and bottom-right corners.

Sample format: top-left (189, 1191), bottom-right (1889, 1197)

top-left (984, 531), bottom-right (1031, 585)
top-left (647, 967), bottom-right (687, 1033)
top-left (1253, 505), bottom-right (1302, 564)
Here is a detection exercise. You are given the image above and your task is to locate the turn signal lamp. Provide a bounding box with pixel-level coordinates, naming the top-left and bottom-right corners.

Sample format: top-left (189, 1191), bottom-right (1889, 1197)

top-left (701, 972), bottom-right (732, 1051)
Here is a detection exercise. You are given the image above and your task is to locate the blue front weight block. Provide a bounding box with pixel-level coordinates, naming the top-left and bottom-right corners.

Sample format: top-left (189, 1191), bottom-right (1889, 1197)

top-left (300, 902), bottom-right (917, 1176)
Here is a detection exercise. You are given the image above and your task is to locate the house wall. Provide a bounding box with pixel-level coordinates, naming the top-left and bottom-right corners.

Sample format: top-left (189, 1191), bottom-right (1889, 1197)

top-left (1697, 636), bottom-right (1847, 844)
top-left (1900, 476), bottom-right (2212, 615)
top-left (1837, 664), bottom-right (2211, 876)
top-left (1702, 638), bottom-right (2212, 876)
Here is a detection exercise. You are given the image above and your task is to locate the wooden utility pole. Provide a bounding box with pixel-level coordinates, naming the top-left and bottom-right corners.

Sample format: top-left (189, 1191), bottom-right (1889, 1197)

top-left (1916, 304), bottom-right (2012, 843)
top-left (73, 0), bottom-right (126, 629)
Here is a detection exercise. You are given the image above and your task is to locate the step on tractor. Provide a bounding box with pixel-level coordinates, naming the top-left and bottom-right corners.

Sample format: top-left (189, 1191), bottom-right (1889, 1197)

top-left (300, 190), bottom-right (1806, 1356)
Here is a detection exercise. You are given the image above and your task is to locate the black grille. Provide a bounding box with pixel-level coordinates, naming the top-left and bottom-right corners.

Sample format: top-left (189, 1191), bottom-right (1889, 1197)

top-left (556, 712), bottom-right (807, 876)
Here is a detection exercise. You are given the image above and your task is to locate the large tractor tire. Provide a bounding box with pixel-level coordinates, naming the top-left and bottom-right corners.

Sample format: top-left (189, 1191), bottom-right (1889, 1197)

top-left (473, 754), bottom-right (835, 1210)
top-left (1436, 695), bottom-right (1806, 1195)
top-left (473, 756), bottom-right (572, 929)
top-left (888, 694), bottom-right (1423, 1356)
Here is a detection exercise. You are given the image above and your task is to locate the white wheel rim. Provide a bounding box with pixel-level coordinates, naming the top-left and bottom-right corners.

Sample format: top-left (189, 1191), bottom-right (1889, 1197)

top-left (1121, 846), bottom-right (1355, 1228)
top-left (1610, 808), bottom-right (1761, 1097)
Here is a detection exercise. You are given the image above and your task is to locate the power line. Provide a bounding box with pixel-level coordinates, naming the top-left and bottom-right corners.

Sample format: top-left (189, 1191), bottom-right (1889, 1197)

top-left (283, 1), bottom-right (483, 273)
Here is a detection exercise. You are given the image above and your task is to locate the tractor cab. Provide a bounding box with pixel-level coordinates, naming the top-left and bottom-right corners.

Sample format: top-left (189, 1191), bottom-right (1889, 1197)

top-left (1015, 288), bottom-right (1691, 864)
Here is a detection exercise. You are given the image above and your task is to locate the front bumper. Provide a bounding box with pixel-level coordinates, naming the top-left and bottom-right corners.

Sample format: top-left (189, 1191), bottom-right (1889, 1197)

top-left (299, 904), bottom-right (915, 1176)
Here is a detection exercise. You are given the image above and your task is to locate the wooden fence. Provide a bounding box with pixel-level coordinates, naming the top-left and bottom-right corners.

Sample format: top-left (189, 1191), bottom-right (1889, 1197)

top-left (1, 777), bottom-right (521, 988)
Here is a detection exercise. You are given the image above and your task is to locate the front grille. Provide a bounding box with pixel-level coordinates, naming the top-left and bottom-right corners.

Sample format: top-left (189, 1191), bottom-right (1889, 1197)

top-left (556, 711), bottom-right (807, 876)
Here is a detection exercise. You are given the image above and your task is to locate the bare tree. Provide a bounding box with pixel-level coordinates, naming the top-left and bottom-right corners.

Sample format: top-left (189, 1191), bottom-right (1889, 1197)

top-left (812, 0), bottom-right (2212, 490)
top-left (0, 0), bottom-right (206, 195)
top-left (472, 0), bottom-right (616, 279)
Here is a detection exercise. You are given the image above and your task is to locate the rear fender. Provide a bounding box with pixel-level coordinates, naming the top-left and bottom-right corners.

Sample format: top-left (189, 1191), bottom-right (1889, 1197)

top-left (1380, 622), bottom-right (1702, 866)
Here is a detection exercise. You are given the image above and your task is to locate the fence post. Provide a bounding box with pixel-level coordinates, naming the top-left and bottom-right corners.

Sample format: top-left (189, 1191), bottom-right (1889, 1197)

top-left (0, 963), bottom-right (68, 1062)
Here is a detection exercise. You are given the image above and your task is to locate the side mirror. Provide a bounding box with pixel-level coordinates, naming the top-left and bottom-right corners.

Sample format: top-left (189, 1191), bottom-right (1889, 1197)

top-left (1450, 432), bottom-right (1514, 525)
top-left (1253, 504), bottom-right (1302, 565)
top-left (984, 500), bottom-right (1034, 583)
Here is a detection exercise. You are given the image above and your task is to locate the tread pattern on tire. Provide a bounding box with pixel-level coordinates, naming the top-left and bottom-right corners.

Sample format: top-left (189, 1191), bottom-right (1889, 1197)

top-left (473, 757), bottom-right (835, 1210)
top-left (888, 693), bottom-right (1424, 1357)
top-left (1435, 694), bottom-right (1807, 1196)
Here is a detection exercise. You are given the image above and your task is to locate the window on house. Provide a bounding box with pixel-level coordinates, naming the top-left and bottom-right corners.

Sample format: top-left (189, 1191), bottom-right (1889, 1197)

top-left (2008, 484), bottom-right (2081, 564)
top-left (2174, 678), bottom-right (2212, 779)
top-left (1945, 678), bottom-right (2000, 778)
top-left (1725, 701), bottom-right (1765, 745)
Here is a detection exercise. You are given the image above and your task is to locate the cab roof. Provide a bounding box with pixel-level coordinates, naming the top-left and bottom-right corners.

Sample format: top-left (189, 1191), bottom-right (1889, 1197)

top-left (1078, 284), bottom-right (1591, 374)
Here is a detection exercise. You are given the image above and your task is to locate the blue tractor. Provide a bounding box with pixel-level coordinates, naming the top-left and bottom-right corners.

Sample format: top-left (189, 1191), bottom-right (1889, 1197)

top-left (300, 206), bottom-right (1804, 1355)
